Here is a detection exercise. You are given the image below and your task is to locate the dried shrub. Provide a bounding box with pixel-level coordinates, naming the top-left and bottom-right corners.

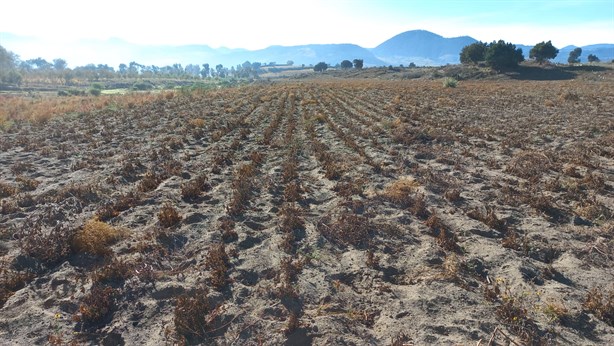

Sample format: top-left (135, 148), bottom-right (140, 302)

top-left (582, 172), bottom-right (606, 192)
top-left (284, 311), bottom-right (300, 336)
top-left (284, 181), bottom-right (303, 203)
top-left (323, 161), bottom-right (343, 180)
top-left (52, 182), bottom-right (99, 204)
top-left (444, 188), bottom-right (462, 203)
top-left (227, 163), bottom-right (257, 216)
top-left (174, 288), bottom-right (221, 343)
top-left (16, 175), bottom-right (40, 191)
top-left (138, 171), bottom-right (163, 192)
top-left (382, 177), bottom-right (420, 207)
top-left (10, 162), bottom-right (33, 175)
top-left (366, 250), bottom-right (379, 269)
top-left (1, 200), bottom-right (19, 215)
top-left (205, 243), bottom-right (229, 290)
top-left (501, 230), bottom-right (522, 250)
top-left (250, 151), bottom-right (266, 166)
top-left (181, 174), bottom-right (210, 201)
top-left (18, 222), bottom-right (75, 266)
top-left (77, 285), bottom-right (116, 325)
top-left (189, 118), bottom-right (206, 128)
top-left (219, 217), bottom-right (238, 243)
top-left (96, 192), bottom-right (138, 221)
top-left (542, 301), bottom-right (570, 324)
top-left (280, 205), bottom-right (304, 234)
top-left (73, 219), bottom-right (123, 257)
top-left (436, 228), bottom-right (461, 253)
top-left (158, 202), bottom-right (182, 228)
top-left (506, 151), bottom-right (552, 180)
top-left (318, 212), bottom-right (371, 248)
top-left (410, 193), bottom-right (430, 219)
top-left (441, 253), bottom-right (462, 281)
top-left (91, 259), bottom-right (133, 286)
top-left (575, 196), bottom-right (612, 221)
top-left (467, 206), bottom-right (506, 232)
top-left (584, 286), bottom-right (614, 326)
top-left (0, 182), bottom-right (17, 198)
top-left (0, 268), bottom-right (32, 308)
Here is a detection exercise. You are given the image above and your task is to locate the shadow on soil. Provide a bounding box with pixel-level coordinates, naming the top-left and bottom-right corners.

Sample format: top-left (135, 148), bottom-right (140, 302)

top-left (506, 65), bottom-right (610, 81)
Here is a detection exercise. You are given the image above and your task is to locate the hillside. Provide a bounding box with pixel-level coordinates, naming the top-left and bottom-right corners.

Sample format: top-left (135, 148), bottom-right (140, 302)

top-left (371, 30), bottom-right (478, 66)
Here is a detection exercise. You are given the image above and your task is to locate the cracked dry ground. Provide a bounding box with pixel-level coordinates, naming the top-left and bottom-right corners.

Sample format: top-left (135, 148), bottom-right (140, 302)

top-left (1, 77), bottom-right (613, 345)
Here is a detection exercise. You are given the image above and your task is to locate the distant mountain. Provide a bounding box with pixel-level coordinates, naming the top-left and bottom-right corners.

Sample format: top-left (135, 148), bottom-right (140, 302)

top-left (1, 30), bottom-right (612, 68)
top-left (371, 30), bottom-right (478, 66)
top-left (226, 44), bottom-right (385, 67)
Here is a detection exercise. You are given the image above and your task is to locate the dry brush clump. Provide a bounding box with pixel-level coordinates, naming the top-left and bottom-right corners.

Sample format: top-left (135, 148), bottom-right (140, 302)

top-left (158, 202), bottom-right (182, 228)
top-left (0, 182), bottom-right (17, 198)
top-left (466, 206), bottom-right (506, 232)
top-left (584, 286), bottom-right (614, 326)
top-left (96, 192), bottom-right (139, 221)
top-left (0, 268), bottom-right (33, 308)
top-left (227, 163), bottom-right (258, 216)
top-left (72, 218), bottom-right (124, 257)
top-left (381, 177), bottom-right (420, 208)
top-left (173, 288), bottom-right (224, 344)
top-left (181, 173), bottom-right (210, 201)
top-left (205, 243), bottom-right (230, 290)
top-left (505, 151), bottom-right (552, 181)
top-left (318, 212), bottom-right (372, 248)
top-left (75, 285), bottom-right (117, 326)
top-left (17, 220), bottom-right (76, 266)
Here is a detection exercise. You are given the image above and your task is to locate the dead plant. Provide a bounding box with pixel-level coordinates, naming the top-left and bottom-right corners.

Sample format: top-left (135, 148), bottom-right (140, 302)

top-left (158, 202), bottom-right (182, 228)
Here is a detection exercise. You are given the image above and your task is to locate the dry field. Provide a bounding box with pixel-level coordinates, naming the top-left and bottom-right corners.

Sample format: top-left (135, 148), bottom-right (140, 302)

top-left (0, 73), bottom-right (613, 345)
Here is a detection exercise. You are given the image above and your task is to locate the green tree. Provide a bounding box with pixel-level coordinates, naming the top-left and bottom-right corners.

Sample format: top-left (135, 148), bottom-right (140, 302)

top-left (352, 59), bottom-right (364, 69)
top-left (460, 42), bottom-right (487, 64)
top-left (340, 60), bottom-right (353, 69)
top-left (26, 57), bottom-right (53, 70)
top-left (0, 45), bottom-right (21, 85)
top-left (567, 48), bottom-right (582, 64)
top-left (529, 40), bottom-right (559, 63)
top-left (53, 58), bottom-right (67, 70)
top-left (314, 62), bottom-right (328, 72)
top-left (485, 40), bottom-right (524, 70)
top-left (587, 54), bottom-right (600, 63)
top-left (201, 63), bottom-right (210, 78)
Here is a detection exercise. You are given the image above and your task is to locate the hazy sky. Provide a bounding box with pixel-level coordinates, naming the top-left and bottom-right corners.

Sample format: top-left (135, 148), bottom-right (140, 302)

top-left (1, 0), bottom-right (612, 52)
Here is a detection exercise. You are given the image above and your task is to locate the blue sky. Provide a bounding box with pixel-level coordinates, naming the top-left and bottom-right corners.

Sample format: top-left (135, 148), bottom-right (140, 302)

top-left (1, 0), bottom-right (612, 62)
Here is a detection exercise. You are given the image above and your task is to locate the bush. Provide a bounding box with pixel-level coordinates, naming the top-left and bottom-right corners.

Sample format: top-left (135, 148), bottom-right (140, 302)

top-left (588, 54), bottom-right (600, 63)
top-left (340, 60), bottom-right (353, 69)
top-left (460, 42), bottom-right (487, 64)
top-left (443, 77), bottom-right (458, 88)
top-left (530, 41), bottom-right (559, 63)
top-left (485, 40), bottom-right (525, 70)
top-left (314, 62), bottom-right (328, 72)
top-left (57, 90), bottom-right (69, 96)
top-left (89, 88), bottom-right (101, 96)
top-left (132, 81), bottom-right (154, 90)
top-left (67, 89), bottom-right (85, 96)
top-left (568, 48), bottom-right (582, 64)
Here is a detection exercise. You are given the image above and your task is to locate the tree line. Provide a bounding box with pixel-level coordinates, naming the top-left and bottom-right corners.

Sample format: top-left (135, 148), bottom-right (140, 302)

top-left (0, 44), bottom-right (293, 86)
top-left (460, 40), bottom-right (602, 70)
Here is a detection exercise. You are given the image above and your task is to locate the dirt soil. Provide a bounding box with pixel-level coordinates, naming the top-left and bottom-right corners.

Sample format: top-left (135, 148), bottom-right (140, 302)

top-left (1, 70), bottom-right (613, 345)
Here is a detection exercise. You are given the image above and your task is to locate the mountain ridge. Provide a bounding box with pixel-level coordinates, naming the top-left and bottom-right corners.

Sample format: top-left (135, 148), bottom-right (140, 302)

top-left (1, 30), bottom-right (612, 68)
